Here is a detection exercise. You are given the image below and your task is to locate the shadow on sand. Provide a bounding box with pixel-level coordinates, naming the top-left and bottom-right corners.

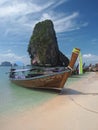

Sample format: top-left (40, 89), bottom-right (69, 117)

top-left (60, 88), bottom-right (98, 96)
top-left (27, 87), bottom-right (61, 94)
top-left (26, 87), bottom-right (98, 96)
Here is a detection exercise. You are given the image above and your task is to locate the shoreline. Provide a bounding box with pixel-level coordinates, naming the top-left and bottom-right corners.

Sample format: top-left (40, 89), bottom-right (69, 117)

top-left (1, 72), bottom-right (98, 130)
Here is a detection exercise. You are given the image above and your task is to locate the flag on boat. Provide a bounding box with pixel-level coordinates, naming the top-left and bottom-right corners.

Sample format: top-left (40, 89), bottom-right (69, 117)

top-left (79, 52), bottom-right (83, 74)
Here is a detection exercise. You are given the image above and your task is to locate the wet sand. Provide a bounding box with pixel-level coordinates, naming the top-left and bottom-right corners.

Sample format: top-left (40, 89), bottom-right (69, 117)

top-left (0, 72), bottom-right (98, 130)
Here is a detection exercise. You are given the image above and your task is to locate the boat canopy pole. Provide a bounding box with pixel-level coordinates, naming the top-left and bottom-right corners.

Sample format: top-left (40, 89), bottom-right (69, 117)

top-left (59, 48), bottom-right (80, 88)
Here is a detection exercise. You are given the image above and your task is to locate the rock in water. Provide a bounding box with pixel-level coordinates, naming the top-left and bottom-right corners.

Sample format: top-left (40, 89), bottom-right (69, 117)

top-left (28, 19), bottom-right (69, 66)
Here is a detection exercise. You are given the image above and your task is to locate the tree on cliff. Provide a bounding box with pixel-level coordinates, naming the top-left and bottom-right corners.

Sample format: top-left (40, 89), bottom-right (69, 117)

top-left (28, 19), bottom-right (69, 67)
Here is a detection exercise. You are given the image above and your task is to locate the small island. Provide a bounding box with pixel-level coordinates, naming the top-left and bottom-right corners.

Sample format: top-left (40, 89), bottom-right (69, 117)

top-left (0, 61), bottom-right (17, 67)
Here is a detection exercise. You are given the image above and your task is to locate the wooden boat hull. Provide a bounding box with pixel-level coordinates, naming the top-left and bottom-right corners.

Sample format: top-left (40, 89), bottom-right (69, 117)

top-left (10, 71), bottom-right (69, 89)
top-left (10, 48), bottom-right (80, 90)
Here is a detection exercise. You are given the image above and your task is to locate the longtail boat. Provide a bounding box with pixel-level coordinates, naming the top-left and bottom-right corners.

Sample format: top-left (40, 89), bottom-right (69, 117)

top-left (9, 48), bottom-right (80, 89)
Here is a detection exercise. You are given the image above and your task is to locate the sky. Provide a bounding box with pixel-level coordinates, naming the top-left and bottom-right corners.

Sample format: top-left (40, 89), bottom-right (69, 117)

top-left (0, 0), bottom-right (98, 65)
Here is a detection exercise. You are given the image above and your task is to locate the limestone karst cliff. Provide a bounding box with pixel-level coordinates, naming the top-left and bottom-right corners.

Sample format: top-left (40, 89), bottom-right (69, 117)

top-left (28, 19), bottom-right (69, 67)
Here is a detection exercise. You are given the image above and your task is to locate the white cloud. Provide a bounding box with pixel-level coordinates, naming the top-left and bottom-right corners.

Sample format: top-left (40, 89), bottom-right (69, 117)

top-left (0, 2), bottom-right (38, 17)
top-left (0, 0), bottom-right (88, 38)
top-left (82, 22), bottom-right (88, 27)
top-left (0, 0), bottom-right (8, 5)
top-left (0, 52), bottom-right (30, 65)
top-left (83, 54), bottom-right (92, 58)
top-left (91, 39), bottom-right (98, 45)
top-left (50, 0), bottom-right (68, 9)
top-left (54, 12), bottom-right (79, 32)
top-left (39, 12), bottom-right (88, 33)
top-left (83, 53), bottom-right (98, 64)
top-left (40, 13), bottom-right (52, 21)
top-left (39, 12), bottom-right (85, 33)
top-left (0, 0), bottom-right (62, 18)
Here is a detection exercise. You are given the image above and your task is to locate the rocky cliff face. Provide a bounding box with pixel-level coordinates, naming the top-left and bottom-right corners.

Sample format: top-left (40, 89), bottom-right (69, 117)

top-left (28, 19), bottom-right (69, 67)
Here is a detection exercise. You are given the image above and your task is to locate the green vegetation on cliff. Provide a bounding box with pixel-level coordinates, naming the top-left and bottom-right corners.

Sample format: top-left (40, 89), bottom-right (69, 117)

top-left (28, 19), bottom-right (69, 67)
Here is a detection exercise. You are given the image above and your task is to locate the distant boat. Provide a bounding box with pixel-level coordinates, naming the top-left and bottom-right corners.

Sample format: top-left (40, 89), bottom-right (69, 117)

top-left (9, 48), bottom-right (80, 90)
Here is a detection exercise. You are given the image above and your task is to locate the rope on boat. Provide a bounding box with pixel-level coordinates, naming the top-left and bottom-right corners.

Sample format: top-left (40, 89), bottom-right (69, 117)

top-left (67, 66), bottom-right (73, 71)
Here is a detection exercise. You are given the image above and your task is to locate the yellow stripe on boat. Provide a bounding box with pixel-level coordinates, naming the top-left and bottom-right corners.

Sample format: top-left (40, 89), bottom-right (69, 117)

top-left (72, 48), bottom-right (80, 54)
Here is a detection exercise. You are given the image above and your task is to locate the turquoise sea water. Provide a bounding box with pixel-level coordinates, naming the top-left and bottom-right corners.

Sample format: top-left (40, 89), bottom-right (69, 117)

top-left (0, 67), bottom-right (58, 117)
top-left (0, 67), bottom-right (86, 117)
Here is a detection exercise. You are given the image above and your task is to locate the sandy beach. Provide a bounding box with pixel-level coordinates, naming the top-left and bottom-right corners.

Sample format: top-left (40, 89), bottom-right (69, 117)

top-left (0, 72), bottom-right (98, 130)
